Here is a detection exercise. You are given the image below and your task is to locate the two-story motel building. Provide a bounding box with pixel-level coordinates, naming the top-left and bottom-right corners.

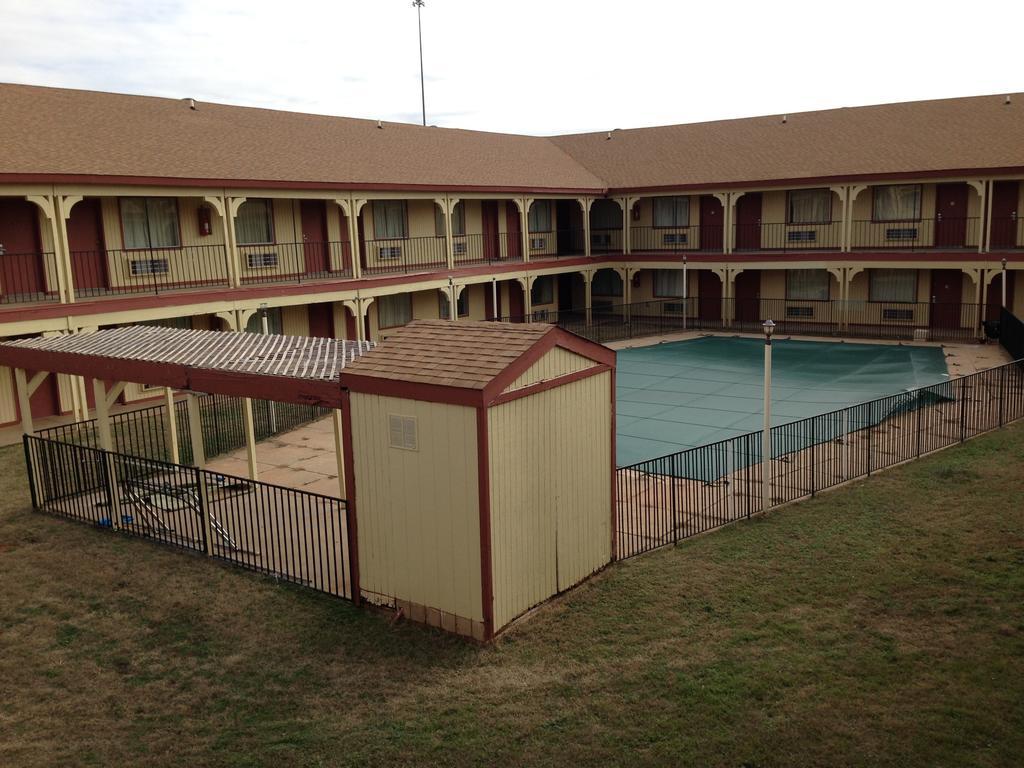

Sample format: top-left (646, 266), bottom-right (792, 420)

top-left (0, 83), bottom-right (1021, 426)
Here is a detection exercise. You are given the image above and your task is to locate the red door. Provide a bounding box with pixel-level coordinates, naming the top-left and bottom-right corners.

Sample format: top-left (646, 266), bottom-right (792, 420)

top-left (698, 270), bottom-right (723, 323)
top-left (699, 196), bottom-right (723, 251)
top-left (930, 269), bottom-right (963, 330)
top-left (67, 198), bottom-right (107, 295)
top-left (505, 202), bottom-right (522, 260)
top-left (508, 281), bottom-right (525, 321)
top-left (482, 201), bottom-right (499, 262)
top-left (344, 307), bottom-right (357, 340)
top-left (934, 183), bottom-right (969, 248)
top-left (300, 200), bottom-right (329, 275)
top-left (990, 181), bottom-right (1019, 250)
top-left (337, 207), bottom-right (352, 273)
top-left (734, 193), bottom-right (762, 251)
top-left (308, 303), bottom-right (334, 338)
top-left (733, 270), bottom-right (761, 324)
top-left (0, 199), bottom-right (45, 299)
top-left (986, 271), bottom-right (1015, 321)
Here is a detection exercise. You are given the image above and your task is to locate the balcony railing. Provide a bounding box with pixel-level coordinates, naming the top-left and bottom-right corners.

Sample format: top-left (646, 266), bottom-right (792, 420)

top-left (70, 244), bottom-right (231, 299)
top-left (361, 235), bottom-right (447, 275)
top-left (849, 218), bottom-right (982, 250)
top-left (630, 225), bottom-right (722, 253)
top-left (590, 227), bottom-right (624, 254)
top-left (989, 217), bottom-right (1023, 251)
top-left (0, 250), bottom-right (61, 305)
top-left (238, 241), bottom-right (353, 285)
top-left (528, 229), bottom-right (586, 259)
top-left (733, 221), bottom-right (842, 251)
top-left (452, 232), bottom-right (524, 266)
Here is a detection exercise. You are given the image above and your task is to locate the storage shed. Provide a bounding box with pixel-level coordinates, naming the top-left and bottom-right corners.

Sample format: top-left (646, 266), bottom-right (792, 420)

top-left (338, 319), bottom-right (616, 641)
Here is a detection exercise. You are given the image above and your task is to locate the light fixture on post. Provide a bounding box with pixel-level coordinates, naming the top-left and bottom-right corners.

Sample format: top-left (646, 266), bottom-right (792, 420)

top-left (762, 319), bottom-right (776, 513)
top-left (413, 0), bottom-right (427, 127)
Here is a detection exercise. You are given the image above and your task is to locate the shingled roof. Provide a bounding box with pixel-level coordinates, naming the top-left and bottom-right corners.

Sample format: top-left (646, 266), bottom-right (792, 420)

top-left (0, 83), bottom-right (1021, 192)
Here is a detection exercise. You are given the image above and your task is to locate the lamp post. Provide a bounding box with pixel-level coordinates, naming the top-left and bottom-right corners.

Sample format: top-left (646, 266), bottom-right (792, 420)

top-left (260, 303), bottom-right (277, 434)
top-left (1002, 257), bottom-right (1008, 310)
top-left (762, 319), bottom-right (775, 512)
top-left (413, 0), bottom-right (426, 127)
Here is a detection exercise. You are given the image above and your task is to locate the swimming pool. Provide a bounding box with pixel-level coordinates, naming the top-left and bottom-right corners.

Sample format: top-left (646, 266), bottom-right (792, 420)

top-left (615, 336), bottom-right (950, 467)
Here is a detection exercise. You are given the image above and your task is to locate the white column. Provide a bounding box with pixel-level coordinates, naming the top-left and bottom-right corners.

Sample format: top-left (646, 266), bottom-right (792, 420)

top-left (14, 368), bottom-right (35, 435)
top-left (242, 397), bottom-right (258, 480)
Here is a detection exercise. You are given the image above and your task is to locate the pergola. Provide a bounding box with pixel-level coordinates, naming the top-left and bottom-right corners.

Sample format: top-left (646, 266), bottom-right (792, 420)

top-left (0, 326), bottom-right (375, 487)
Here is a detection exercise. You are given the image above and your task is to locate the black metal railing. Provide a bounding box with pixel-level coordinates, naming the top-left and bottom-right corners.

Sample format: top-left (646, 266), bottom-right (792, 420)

top-left (238, 241), bottom-right (353, 284)
top-left (361, 235), bottom-right (447, 275)
top-left (630, 225), bottom-right (722, 253)
top-left (527, 229), bottom-right (586, 259)
top-left (35, 393), bottom-right (330, 465)
top-left (849, 218), bottom-right (982, 250)
top-left (733, 221), bottom-right (843, 251)
top-left (0, 251), bottom-right (61, 304)
top-left (989, 217), bottom-right (1023, 251)
top-left (497, 297), bottom-right (987, 344)
top-left (453, 232), bottom-right (524, 265)
top-left (70, 244), bottom-right (231, 299)
top-left (24, 435), bottom-right (351, 598)
top-left (616, 356), bottom-right (1024, 559)
top-left (589, 228), bottom-right (624, 254)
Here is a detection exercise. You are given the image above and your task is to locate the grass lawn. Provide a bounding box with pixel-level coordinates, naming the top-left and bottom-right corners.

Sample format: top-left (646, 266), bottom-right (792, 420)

top-left (1, 424), bottom-right (1022, 767)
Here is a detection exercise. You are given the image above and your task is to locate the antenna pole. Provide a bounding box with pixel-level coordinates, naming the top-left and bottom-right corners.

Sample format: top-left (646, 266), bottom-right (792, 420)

top-left (413, 0), bottom-right (426, 126)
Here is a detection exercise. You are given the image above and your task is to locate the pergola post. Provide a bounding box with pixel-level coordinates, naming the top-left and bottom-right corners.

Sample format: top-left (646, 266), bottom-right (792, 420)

top-left (185, 393), bottom-right (214, 556)
top-left (93, 377), bottom-right (126, 530)
top-left (164, 387), bottom-right (180, 464)
top-left (332, 409), bottom-right (346, 498)
top-left (242, 397), bottom-right (259, 480)
top-left (14, 368), bottom-right (35, 436)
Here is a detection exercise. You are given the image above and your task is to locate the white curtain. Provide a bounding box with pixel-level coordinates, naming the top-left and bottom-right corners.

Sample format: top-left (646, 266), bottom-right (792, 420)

top-left (786, 269), bottom-right (830, 300)
top-left (378, 294), bottom-right (412, 327)
top-left (788, 189), bottom-right (831, 224)
top-left (873, 185), bottom-right (921, 221)
top-left (236, 199), bottom-right (273, 245)
top-left (869, 269), bottom-right (917, 302)
top-left (528, 201), bottom-right (552, 233)
top-left (373, 201), bottom-right (407, 239)
top-left (120, 198), bottom-right (180, 249)
top-left (653, 196), bottom-right (689, 227)
top-left (653, 269), bottom-right (686, 298)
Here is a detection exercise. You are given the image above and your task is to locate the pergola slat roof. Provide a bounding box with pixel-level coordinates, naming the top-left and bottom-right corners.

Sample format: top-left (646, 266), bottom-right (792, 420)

top-left (0, 326), bottom-right (375, 408)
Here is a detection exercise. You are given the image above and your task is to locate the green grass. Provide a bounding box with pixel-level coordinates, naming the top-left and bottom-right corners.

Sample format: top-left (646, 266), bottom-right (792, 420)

top-left (1, 424), bottom-right (1023, 767)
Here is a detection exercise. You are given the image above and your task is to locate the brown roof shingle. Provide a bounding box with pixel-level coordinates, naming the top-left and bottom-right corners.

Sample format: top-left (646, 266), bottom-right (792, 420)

top-left (340, 320), bottom-right (553, 389)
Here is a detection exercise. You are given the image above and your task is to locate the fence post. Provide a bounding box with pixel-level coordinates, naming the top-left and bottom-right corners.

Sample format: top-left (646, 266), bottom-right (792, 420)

top-left (195, 466), bottom-right (214, 557)
top-left (866, 403), bottom-right (873, 477)
top-left (915, 390), bottom-right (923, 458)
top-left (185, 395), bottom-right (214, 556)
top-left (22, 436), bottom-right (39, 510)
top-left (959, 378), bottom-right (968, 443)
top-left (670, 455), bottom-right (678, 545)
top-left (999, 364), bottom-right (1006, 427)
top-left (810, 418), bottom-right (816, 498)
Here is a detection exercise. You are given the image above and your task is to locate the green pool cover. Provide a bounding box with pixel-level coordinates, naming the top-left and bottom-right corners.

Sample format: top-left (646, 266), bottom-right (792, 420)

top-left (616, 336), bottom-right (950, 468)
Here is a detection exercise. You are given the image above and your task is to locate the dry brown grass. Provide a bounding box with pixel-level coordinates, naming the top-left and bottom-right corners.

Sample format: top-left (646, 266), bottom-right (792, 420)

top-left (1, 423), bottom-right (1023, 767)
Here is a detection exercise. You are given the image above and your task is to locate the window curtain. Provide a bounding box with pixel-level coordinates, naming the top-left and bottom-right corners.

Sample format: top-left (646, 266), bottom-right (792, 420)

top-left (433, 202), bottom-right (465, 237)
top-left (528, 201), bottom-right (552, 233)
top-left (236, 199), bottom-right (273, 245)
top-left (653, 269), bottom-right (686, 297)
top-left (785, 269), bottom-right (830, 300)
top-left (121, 198), bottom-right (180, 249)
top-left (869, 269), bottom-right (917, 302)
top-left (373, 201), bottom-right (407, 239)
top-left (788, 189), bottom-right (830, 224)
top-left (873, 185), bottom-right (921, 221)
top-left (652, 196), bottom-right (689, 227)
top-left (378, 294), bottom-right (412, 327)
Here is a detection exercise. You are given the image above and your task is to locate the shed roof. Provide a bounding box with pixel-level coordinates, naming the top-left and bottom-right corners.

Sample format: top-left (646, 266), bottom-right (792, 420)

top-left (339, 320), bottom-right (615, 406)
top-left (0, 326), bottom-right (375, 407)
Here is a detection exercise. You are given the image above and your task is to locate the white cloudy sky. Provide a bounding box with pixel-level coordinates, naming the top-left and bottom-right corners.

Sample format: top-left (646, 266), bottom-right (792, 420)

top-left (1, 0), bottom-right (1020, 135)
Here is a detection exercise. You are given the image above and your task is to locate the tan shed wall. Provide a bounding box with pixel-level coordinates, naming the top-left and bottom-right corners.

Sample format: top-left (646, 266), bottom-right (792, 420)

top-left (487, 371), bottom-right (613, 630)
top-left (349, 393), bottom-right (483, 624)
top-left (502, 346), bottom-right (597, 393)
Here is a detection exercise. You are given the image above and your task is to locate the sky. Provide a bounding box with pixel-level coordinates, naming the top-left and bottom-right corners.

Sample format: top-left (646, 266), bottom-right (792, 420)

top-left (0, 0), bottom-right (1021, 136)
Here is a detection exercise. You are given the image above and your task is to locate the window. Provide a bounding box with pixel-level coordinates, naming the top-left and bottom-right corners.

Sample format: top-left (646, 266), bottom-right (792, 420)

top-left (528, 201), bottom-right (552, 233)
top-left (235, 199), bottom-right (274, 245)
top-left (120, 198), bottom-right (180, 249)
top-left (785, 269), bottom-right (830, 301)
top-left (653, 269), bottom-right (686, 298)
top-left (129, 258), bottom-right (169, 276)
top-left (244, 307), bottom-right (283, 334)
top-left (531, 276), bottom-right (554, 305)
top-left (787, 189), bottom-right (831, 224)
top-left (652, 196), bottom-right (690, 227)
top-left (378, 293), bottom-right (412, 328)
top-left (593, 269), bottom-right (624, 297)
top-left (869, 269), bottom-right (917, 303)
top-left (872, 185), bottom-right (922, 221)
top-left (590, 199), bottom-right (621, 230)
top-left (372, 200), bottom-right (408, 239)
top-left (434, 202), bottom-right (465, 237)
top-left (438, 288), bottom-right (470, 318)
top-left (388, 414), bottom-right (418, 451)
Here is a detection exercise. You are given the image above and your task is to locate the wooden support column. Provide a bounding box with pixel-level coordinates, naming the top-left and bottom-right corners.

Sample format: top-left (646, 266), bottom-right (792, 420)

top-left (185, 393), bottom-right (214, 556)
top-left (14, 368), bottom-right (38, 435)
top-left (332, 409), bottom-right (346, 498)
top-left (582, 270), bottom-right (593, 325)
top-left (242, 397), bottom-right (258, 480)
top-left (164, 387), bottom-right (180, 464)
top-left (93, 377), bottom-right (126, 530)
